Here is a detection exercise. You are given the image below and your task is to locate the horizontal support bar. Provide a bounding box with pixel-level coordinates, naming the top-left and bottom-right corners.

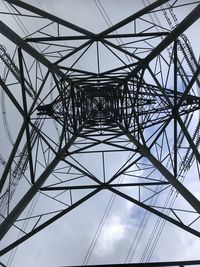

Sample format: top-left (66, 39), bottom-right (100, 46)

top-left (62, 259), bottom-right (200, 267)
top-left (41, 181), bottom-right (169, 191)
top-left (25, 32), bottom-right (169, 42)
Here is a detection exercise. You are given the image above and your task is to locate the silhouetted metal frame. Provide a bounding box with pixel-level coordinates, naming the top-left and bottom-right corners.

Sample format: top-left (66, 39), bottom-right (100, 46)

top-left (0, 0), bottom-right (200, 262)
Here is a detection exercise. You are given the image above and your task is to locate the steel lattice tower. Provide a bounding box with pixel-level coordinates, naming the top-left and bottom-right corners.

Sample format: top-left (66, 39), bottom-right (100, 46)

top-left (0, 0), bottom-right (200, 266)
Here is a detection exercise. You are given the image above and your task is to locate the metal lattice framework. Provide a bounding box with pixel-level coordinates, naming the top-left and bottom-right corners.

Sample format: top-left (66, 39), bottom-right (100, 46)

top-left (0, 0), bottom-right (200, 266)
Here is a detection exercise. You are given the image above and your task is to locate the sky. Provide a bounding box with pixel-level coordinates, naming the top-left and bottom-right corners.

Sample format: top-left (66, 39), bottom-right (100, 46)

top-left (0, 0), bottom-right (200, 266)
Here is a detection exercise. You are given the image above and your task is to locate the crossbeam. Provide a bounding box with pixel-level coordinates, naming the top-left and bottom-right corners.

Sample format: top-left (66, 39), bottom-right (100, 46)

top-left (61, 259), bottom-right (200, 267)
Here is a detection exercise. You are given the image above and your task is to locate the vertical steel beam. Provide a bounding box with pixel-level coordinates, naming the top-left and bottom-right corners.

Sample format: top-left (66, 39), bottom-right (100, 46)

top-left (18, 48), bottom-right (35, 184)
top-left (173, 41), bottom-right (178, 177)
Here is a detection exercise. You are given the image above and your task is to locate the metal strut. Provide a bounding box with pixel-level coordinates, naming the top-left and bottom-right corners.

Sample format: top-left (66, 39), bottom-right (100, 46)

top-left (0, 0), bottom-right (200, 263)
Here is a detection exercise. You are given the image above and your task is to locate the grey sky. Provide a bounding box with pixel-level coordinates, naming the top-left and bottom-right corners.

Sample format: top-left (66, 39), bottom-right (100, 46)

top-left (0, 0), bottom-right (200, 266)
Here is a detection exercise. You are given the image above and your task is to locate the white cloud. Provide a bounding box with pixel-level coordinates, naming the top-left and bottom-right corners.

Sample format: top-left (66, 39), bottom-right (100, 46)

top-left (95, 215), bottom-right (126, 255)
top-left (1, 0), bottom-right (200, 266)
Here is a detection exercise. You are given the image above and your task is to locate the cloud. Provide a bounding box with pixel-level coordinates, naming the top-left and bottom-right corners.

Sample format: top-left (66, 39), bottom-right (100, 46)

top-left (1, 0), bottom-right (200, 266)
top-left (95, 214), bottom-right (126, 255)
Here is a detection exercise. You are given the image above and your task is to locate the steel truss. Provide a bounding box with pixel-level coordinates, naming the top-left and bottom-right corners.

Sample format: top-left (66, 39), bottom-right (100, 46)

top-left (0, 0), bottom-right (200, 265)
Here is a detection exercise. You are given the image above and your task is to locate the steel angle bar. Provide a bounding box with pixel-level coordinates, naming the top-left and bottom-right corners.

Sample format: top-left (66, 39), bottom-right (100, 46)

top-left (98, 0), bottom-right (170, 38)
top-left (117, 123), bottom-right (200, 214)
top-left (3, 0), bottom-right (96, 67)
top-left (0, 21), bottom-right (74, 85)
top-left (61, 259), bottom-right (200, 267)
top-left (40, 182), bottom-right (169, 191)
top-left (0, 123), bottom-right (26, 193)
top-left (173, 40), bottom-right (178, 177)
top-left (177, 63), bottom-right (200, 109)
top-left (18, 48), bottom-right (35, 184)
top-left (8, 0), bottom-right (168, 40)
top-left (177, 117), bottom-right (200, 164)
top-left (104, 32), bottom-right (169, 38)
top-left (63, 157), bottom-right (102, 185)
top-left (26, 36), bottom-right (90, 42)
top-left (0, 187), bottom-right (101, 256)
top-left (54, 39), bottom-right (94, 66)
top-left (0, 123), bottom-right (86, 241)
top-left (26, 32), bottom-right (169, 43)
top-left (0, 76), bottom-right (25, 117)
top-left (123, 3), bottom-right (200, 83)
top-left (108, 186), bottom-right (200, 238)
top-left (28, 70), bottom-right (50, 115)
top-left (69, 141), bottom-right (102, 155)
top-left (148, 57), bottom-right (200, 165)
top-left (5, 0), bottom-right (95, 38)
top-left (145, 68), bottom-right (200, 168)
top-left (107, 118), bottom-right (172, 185)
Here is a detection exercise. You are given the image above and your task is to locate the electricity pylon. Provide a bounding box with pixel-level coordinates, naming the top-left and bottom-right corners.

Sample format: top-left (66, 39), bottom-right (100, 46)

top-left (0, 0), bottom-right (200, 266)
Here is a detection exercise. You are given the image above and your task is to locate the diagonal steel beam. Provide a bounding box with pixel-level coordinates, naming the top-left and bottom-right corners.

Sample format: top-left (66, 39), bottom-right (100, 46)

top-left (0, 21), bottom-right (74, 85)
top-left (0, 123), bottom-right (26, 193)
top-left (117, 123), bottom-right (200, 214)
top-left (177, 63), bottom-right (200, 109)
top-left (18, 48), bottom-right (35, 184)
top-left (147, 61), bottom-right (200, 165)
top-left (5, 0), bottom-right (95, 38)
top-left (123, 3), bottom-right (200, 83)
top-left (98, 0), bottom-right (170, 38)
top-left (0, 187), bottom-right (101, 256)
top-left (108, 186), bottom-right (200, 237)
top-left (0, 124), bottom-right (86, 241)
top-left (0, 76), bottom-right (25, 117)
top-left (178, 117), bottom-right (200, 164)
top-left (0, 71), bottom-right (50, 194)
top-left (5, 0), bottom-right (169, 40)
top-left (107, 118), bottom-right (172, 185)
